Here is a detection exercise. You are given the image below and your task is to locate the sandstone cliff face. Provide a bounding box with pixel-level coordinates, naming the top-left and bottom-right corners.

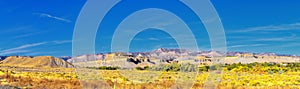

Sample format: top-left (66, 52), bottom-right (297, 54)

top-left (68, 54), bottom-right (106, 63)
top-left (0, 56), bottom-right (73, 68)
top-left (65, 48), bottom-right (300, 65)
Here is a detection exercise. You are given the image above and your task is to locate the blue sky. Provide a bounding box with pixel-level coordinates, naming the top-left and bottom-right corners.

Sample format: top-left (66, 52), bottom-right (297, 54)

top-left (1, 0), bottom-right (300, 57)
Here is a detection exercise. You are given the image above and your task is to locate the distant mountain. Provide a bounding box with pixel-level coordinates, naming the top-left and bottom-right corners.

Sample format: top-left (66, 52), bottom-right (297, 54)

top-left (255, 52), bottom-right (277, 56)
top-left (65, 48), bottom-right (299, 64)
top-left (67, 53), bottom-right (105, 63)
top-left (200, 51), bottom-right (225, 57)
top-left (152, 48), bottom-right (188, 54)
top-left (0, 48), bottom-right (297, 68)
top-left (0, 56), bottom-right (73, 68)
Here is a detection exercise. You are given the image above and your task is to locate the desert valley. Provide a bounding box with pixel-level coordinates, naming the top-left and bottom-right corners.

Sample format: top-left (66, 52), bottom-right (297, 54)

top-left (1, 48), bottom-right (300, 88)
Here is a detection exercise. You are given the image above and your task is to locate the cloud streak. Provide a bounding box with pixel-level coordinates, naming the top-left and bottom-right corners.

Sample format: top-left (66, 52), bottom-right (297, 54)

top-left (14, 31), bottom-right (45, 39)
top-left (38, 13), bottom-right (71, 22)
top-left (148, 38), bottom-right (160, 41)
top-left (254, 34), bottom-right (298, 41)
top-left (233, 22), bottom-right (300, 33)
top-left (229, 44), bottom-right (267, 48)
top-left (0, 40), bottom-right (72, 55)
top-left (0, 42), bottom-right (47, 55)
top-left (52, 40), bottom-right (72, 44)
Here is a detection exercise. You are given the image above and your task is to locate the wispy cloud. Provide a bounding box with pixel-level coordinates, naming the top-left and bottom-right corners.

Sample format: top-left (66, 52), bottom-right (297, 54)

top-left (167, 43), bottom-right (178, 46)
top-left (14, 31), bottom-right (45, 39)
top-left (148, 38), bottom-right (159, 41)
top-left (0, 40), bottom-right (72, 55)
top-left (37, 13), bottom-right (71, 22)
top-left (254, 34), bottom-right (298, 41)
top-left (1, 26), bottom-right (47, 39)
top-left (133, 37), bottom-right (173, 41)
top-left (22, 52), bottom-right (55, 56)
top-left (1, 26), bottom-right (32, 35)
top-left (276, 42), bottom-right (300, 48)
top-left (0, 50), bottom-right (31, 56)
top-left (233, 22), bottom-right (300, 33)
top-left (51, 40), bottom-right (72, 44)
top-left (229, 44), bottom-right (267, 48)
top-left (0, 42), bottom-right (47, 55)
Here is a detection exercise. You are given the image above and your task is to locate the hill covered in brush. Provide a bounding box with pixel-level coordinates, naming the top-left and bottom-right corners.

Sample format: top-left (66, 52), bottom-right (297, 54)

top-left (0, 56), bottom-right (73, 68)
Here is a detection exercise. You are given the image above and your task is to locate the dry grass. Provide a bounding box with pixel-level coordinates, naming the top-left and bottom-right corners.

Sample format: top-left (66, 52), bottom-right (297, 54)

top-left (0, 67), bottom-right (300, 89)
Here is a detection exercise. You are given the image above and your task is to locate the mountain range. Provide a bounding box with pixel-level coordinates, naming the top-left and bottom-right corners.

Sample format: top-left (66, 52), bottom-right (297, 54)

top-left (0, 48), bottom-right (299, 68)
top-left (67, 48), bottom-right (299, 62)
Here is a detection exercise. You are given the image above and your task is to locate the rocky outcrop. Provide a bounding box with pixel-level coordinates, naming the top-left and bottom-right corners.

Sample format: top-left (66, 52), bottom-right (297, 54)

top-left (67, 48), bottom-right (300, 66)
top-left (68, 53), bottom-right (105, 63)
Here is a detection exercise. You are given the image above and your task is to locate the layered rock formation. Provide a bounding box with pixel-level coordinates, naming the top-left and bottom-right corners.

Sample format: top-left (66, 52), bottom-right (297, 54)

top-left (0, 56), bottom-right (73, 68)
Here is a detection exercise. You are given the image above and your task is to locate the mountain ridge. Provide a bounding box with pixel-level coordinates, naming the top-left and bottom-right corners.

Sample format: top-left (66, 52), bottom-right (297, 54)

top-left (66, 48), bottom-right (300, 63)
top-left (0, 56), bottom-right (73, 68)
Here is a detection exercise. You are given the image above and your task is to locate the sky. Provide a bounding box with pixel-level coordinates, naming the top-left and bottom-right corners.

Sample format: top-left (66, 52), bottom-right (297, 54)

top-left (1, 0), bottom-right (300, 57)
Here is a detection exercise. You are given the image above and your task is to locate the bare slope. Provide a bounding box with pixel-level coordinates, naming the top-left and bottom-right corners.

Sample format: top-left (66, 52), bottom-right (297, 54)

top-left (0, 56), bottom-right (73, 68)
